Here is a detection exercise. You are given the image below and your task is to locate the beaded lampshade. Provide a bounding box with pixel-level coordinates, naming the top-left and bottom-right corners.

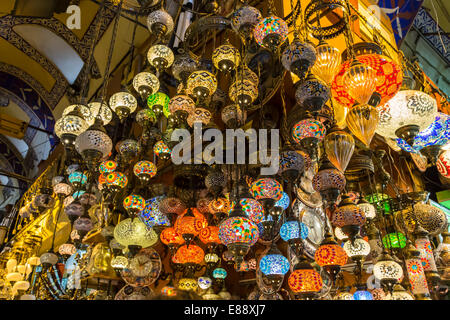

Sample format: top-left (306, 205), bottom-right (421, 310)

top-left (139, 196), bottom-right (171, 229)
top-left (133, 72), bottom-right (160, 99)
top-left (331, 196), bottom-right (366, 229)
top-left (105, 172), bottom-right (128, 193)
top-left (229, 198), bottom-right (263, 223)
top-left (250, 178), bottom-right (283, 201)
top-left (291, 119), bottom-right (326, 145)
top-left (168, 95), bottom-right (195, 116)
top-left (187, 108), bottom-right (212, 127)
top-left (218, 216), bottom-right (259, 246)
top-left (280, 221), bottom-right (309, 241)
top-left (295, 74), bottom-right (330, 111)
top-left (229, 79), bottom-right (258, 108)
top-left (259, 253), bottom-right (290, 276)
top-left (133, 160), bottom-right (157, 183)
top-left (99, 160), bottom-right (117, 174)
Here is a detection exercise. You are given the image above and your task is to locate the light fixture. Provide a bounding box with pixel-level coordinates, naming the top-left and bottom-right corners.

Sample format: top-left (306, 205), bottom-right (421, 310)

top-left (109, 92), bottom-right (138, 121)
top-left (373, 250), bottom-right (403, 293)
top-left (281, 38), bottom-right (316, 80)
top-left (147, 9), bottom-right (174, 38)
top-left (133, 72), bottom-right (160, 100)
top-left (133, 160), bottom-right (157, 184)
top-left (311, 41), bottom-right (341, 85)
top-left (147, 44), bottom-right (174, 70)
top-left (324, 126), bottom-right (355, 173)
top-left (346, 104), bottom-right (379, 147)
top-left (186, 70), bottom-right (217, 98)
top-left (253, 16), bottom-right (288, 50)
top-left (212, 44), bottom-right (241, 72)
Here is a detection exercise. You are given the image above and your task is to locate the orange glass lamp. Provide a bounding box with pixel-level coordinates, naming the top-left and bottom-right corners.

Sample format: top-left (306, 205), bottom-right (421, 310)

top-left (331, 194), bottom-right (366, 241)
top-left (174, 208), bottom-right (208, 245)
top-left (288, 258), bottom-right (323, 300)
top-left (199, 226), bottom-right (221, 250)
top-left (346, 104), bottom-right (379, 147)
top-left (160, 227), bottom-right (185, 255)
top-left (314, 231), bottom-right (348, 283)
top-left (172, 244), bottom-right (205, 277)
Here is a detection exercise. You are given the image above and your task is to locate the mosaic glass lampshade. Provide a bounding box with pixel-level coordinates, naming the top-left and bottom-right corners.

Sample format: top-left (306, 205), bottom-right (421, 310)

top-left (314, 243), bottom-right (347, 267)
top-left (55, 108), bottom-right (88, 146)
top-left (437, 149), bottom-right (450, 178)
top-left (123, 194), bottom-right (146, 215)
top-left (413, 203), bottom-right (448, 236)
top-left (373, 253), bottom-right (404, 290)
top-left (343, 237), bottom-right (371, 260)
top-left (221, 104), bottom-right (247, 128)
top-left (229, 79), bottom-right (258, 108)
top-left (250, 178), bottom-right (283, 201)
top-left (259, 253), bottom-right (290, 275)
top-left (212, 44), bottom-right (241, 72)
top-left (357, 199), bottom-right (376, 220)
top-left (146, 9), bottom-right (174, 37)
top-left (253, 16), bottom-right (288, 50)
top-left (281, 39), bottom-right (316, 80)
top-left (204, 253), bottom-right (219, 264)
top-left (405, 246), bottom-right (430, 296)
top-left (68, 171), bottom-right (87, 187)
top-left (58, 243), bottom-right (77, 257)
top-left (159, 197), bottom-right (186, 215)
top-left (199, 226), bottom-right (220, 245)
top-left (160, 227), bottom-right (185, 246)
top-left (376, 90), bottom-right (438, 141)
top-left (385, 286), bottom-right (414, 300)
top-left (187, 107), bottom-right (212, 127)
top-left (147, 44), bottom-right (174, 70)
top-left (280, 221), bottom-right (309, 241)
top-left (109, 92), bottom-right (138, 121)
top-left (295, 74), bottom-right (330, 111)
top-left (111, 256), bottom-right (128, 270)
top-left (186, 70), bottom-right (217, 98)
top-left (312, 165), bottom-right (346, 203)
top-left (79, 192), bottom-right (96, 206)
top-left (353, 290), bottom-right (373, 300)
top-left (105, 172), bottom-right (128, 193)
top-left (311, 42), bottom-right (341, 85)
top-left (133, 72), bottom-right (160, 99)
top-left (231, 5), bottom-right (262, 36)
top-left (342, 60), bottom-right (377, 105)
top-left (346, 104), bottom-right (379, 147)
top-left (114, 218), bottom-right (158, 248)
top-left (133, 160), bottom-right (157, 184)
top-left (291, 118), bottom-right (326, 145)
top-left (382, 232), bottom-right (407, 249)
top-left (415, 237), bottom-right (438, 273)
top-left (153, 140), bottom-right (171, 159)
top-left (172, 244), bottom-right (204, 265)
top-left (172, 52), bottom-right (198, 82)
top-left (278, 150), bottom-right (308, 181)
top-left (174, 208), bottom-right (208, 243)
top-left (147, 92), bottom-right (170, 117)
top-left (396, 112), bottom-right (450, 153)
top-left (229, 198), bottom-right (264, 224)
top-left (53, 183), bottom-right (72, 197)
top-left (117, 139), bottom-right (140, 160)
top-left (212, 267), bottom-right (227, 279)
top-left (209, 198), bottom-right (231, 214)
top-left (73, 217), bottom-right (94, 235)
top-left (62, 104), bottom-right (93, 126)
top-left (288, 263), bottom-right (323, 294)
top-left (236, 65), bottom-right (259, 87)
top-left (324, 128), bottom-right (355, 172)
top-left (274, 192), bottom-right (290, 210)
top-left (88, 101), bottom-right (113, 126)
top-left (334, 292), bottom-right (354, 300)
top-left (331, 196), bottom-right (366, 232)
top-left (332, 53), bottom-right (403, 108)
top-left (168, 95), bottom-right (195, 117)
top-left (75, 120), bottom-right (113, 164)
top-left (139, 196), bottom-right (171, 229)
top-left (64, 200), bottom-right (84, 220)
top-left (99, 160), bottom-right (117, 174)
top-left (136, 109), bottom-right (156, 128)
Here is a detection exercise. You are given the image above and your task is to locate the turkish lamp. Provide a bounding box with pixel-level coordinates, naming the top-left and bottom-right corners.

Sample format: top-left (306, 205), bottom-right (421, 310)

top-left (342, 59), bottom-right (377, 105)
top-left (146, 9), bottom-right (174, 38)
top-left (331, 194), bottom-right (366, 241)
top-left (55, 106), bottom-right (88, 147)
top-left (288, 257), bottom-right (323, 300)
top-left (133, 72), bottom-right (160, 100)
top-left (314, 231), bottom-right (347, 284)
top-left (75, 117), bottom-right (113, 169)
top-left (229, 78), bottom-right (258, 109)
top-left (39, 252), bottom-right (58, 270)
top-left (133, 160), bottom-right (157, 185)
top-left (373, 250), bottom-right (403, 294)
top-left (147, 44), bottom-right (174, 72)
top-left (259, 244), bottom-right (290, 292)
top-left (324, 125), bottom-right (355, 173)
top-left (294, 73), bottom-right (330, 112)
top-left (357, 198), bottom-right (376, 220)
top-left (253, 15), bottom-right (288, 51)
top-left (384, 284), bottom-right (414, 300)
top-left (343, 235), bottom-right (370, 272)
top-left (109, 92), bottom-right (137, 122)
top-left (110, 255), bottom-right (128, 273)
top-left (281, 38), bottom-right (316, 81)
top-left (312, 158), bottom-right (346, 207)
top-left (231, 5), bottom-right (262, 39)
top-left (88, 101), bottom-right (113, 126)
top-left (346, 103), bottom-right (379, 147)
top-left (212, 44), bottom-right (241, 72)
top-left (186, 70), bottom-right (217, 99)
top-left (311, 40), bottom-right (341, 85)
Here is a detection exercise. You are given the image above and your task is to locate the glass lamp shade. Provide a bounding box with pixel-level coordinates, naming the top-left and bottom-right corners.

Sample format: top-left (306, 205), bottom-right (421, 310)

top-left (334, 292), bottom-right (354, 300)
top-left (168, 95), bottom-right (195, 116)
top-left (159, 197), bottom-right (186, 215)
top-left (253, 16), bottom-right (288, 50)
top-left (199, 226), bottom-right (220, 245)
top-left (147, 92), bottom-right (170, 117)
top-left (153, 140), bottom-right (171, 158)
top-left (218, 216), bottom-right (259, 246)
top-left (331, 199), bottom-right (366, 228)
top-left (75, 126), bottom-right (112, 160)
top-left (311, 42), bottom-right (341, 85)
top-left (278, 150), bottom-right (307, 179)
top-left (172, 53), bottom-right (198, 82)
top-left (147, 44), bottom-right (174, 69)
top-left (288, 268), bottom-right (323, 293)
top-left (160, 227), bottom-right (185, 246)
top-left (281, 40), bottom-right (316, 80)
top-left (73, 217), bottom-right (94, 233)
top-left (382, 232), bottom-right (407, 249)
top-left (274, 192), bottom-right (290, 210)
top-left (174, 208), bottom-right (208, 240)
top-left (212, 267), bottom-right (227, 279)
top-left (33, 193), bottom-right (55, 208)
top-left (123, 194), bottom-right (146, 214)
top-left (236, 65), bottom-right (259, 87)
top-left (187, 108), bottom-right (212, 127)
top-left (172, 244), bottom-right (205, 264)
top-left (79, 193), bottom-right (96, 206)
top-left (136, 109), bottom-right (156, 127)
top-left (357, 200), bottom-right (376, 220)
top-left (324, 129), bottom-right (355, 172)
top-left (62, 104), bottom-right (93, 125)
top-left (332, 54), bottom-right (403, 108)
top-left (114, 218), bottom-right (158, 248)
top-left (295, 75), bottom-right (330, 111)
top-left (68, 171), bottom-right (87, 186)
top-left (343, 238), bottom-right (371, 259)
top-left (109, 92), bottom-right (138, 120)
top-left (231, 5), bottom-right (262, 34)
top-left (314, 244), bottom-right (347, 266)
top-left (139, 196), bottom-right (171, 228)
top-left (186, 70), bottom-right (217, 98)
top-left (133, 160), bottom-right (157, 182)
top-left (405, 257), bottom-right (429, 295)
top-left (396, 113), bottom-right (450, 152)
top-left (437, 150), bottom-right (450, 178)
top-left (251, 178), bottom-right (283, 201)
top-left (221, 104), bottom-right (247, 128)
top-left (40, 252), bottom-right (58, 266)
top-left (58, 243), bottom-right (76, 256)
top-left (373, 259), bottom-right (403, 282)
top-left (205, 253), bottom-right (219, 264)
top-left (55, 112), bottom-right (88, 144)
top-left (64, 200), bottom-right (84, 218)
top-left (212, 44), bottom-right (241, 72)
top-left (88, 102), bottom-right (113, 126)
top-left (105, 172), bottom-right (128, 192)
top-left (229, 198), bottom-right (264, 223)
top-left (415, 238), bottom-right (438, 272)
top-left (116, 139), bottom-right (140, 160)
top-left (205, 169), bottom-right (226, 193)
top-left (66, 163), bottom-right (80, 175)
top-left (99, 160), bottom-right (117, 174)
top-left (177, 278), bottom-right (198, 291)
top-left (376, 90), bottom-right (438, 140)
top-left (229, 79), bottom-right (258, 108)
top-left (146, 9), bottom-right (174, 37)
top-left (53, 183), bottom-right (72, 197)
top-left (312, 168), bottom-right (346, 194)
top-left (259, 254), bottom-right (290, 275)
top-left (342, 61), bottom-right (377, 105)
top-left (6, 272), bottom-right (23, 282)
top-left (413, 203), bottom-right (447, 235)
top-left (198, 276), bottom-right (212, 290)
top-left (353, 290), bottom-right (373, 300)
top-left (280, 221), bottom-right (309, 241)
top-left (346, 104), bottom-right (379, 146)
top-left (133, 72), bottom-right (160, 98)
top-left (291, 119), bottom-right (326, 144)
top-left (111, 256), bottom-right (128, 270)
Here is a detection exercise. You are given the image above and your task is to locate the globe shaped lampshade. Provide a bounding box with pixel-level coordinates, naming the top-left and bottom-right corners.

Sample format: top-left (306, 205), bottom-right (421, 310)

top-left (147, 92), bottom-right (170, 117)
top-left (172, 244), bottom-right (205, 265)
top-left (123, 194), bottom-right (146, 215)
top-left (109, 92), bottom-right (138, 121)
top-left (228, 78), bottom-right (258, 108)
top-left (413, 203), bottom-right (448, 236)
top-left (331, 196), bottom-right (366, 237)
top-left (295, 74), bottom-right (330, 111)
top-left (324, 128), bottom-right (355, 173)
top-left (288, 267), bottom-right (323, 294)
top-left (55, 108), bottom-right (88, 146)
top-left (212, 267), bottom-right (227, 279)
top-left (373, 254), bottom-right (403, 290)
top-left (291, 118), bottom-right (326, 146)
top-left (68, 171), bottom-right (87, 188)
top-left (153, 140), bottom-right (171, 159)
top-left (168, 95), bottom-right (195, 119)
top-left (343, 237), bottom-right (371, 261)
top-left (160, 227), bottom-right (185, 247)
top-left (53, 183), bottom-right (72, 197)
top-left (250, 178), bottom-right (283, 201)
top-left (133, 160), bottom-right (157, 184)
top-left (280, 221), bottom-right (309, 241)
top-left (174, 208), bottom-right (208, 243)
top-left (278, 150), bottom-right (308, 181)
top-left (212, 44), bottom-right (241, 72)
top-left (187, 107), bottom-right (212, 127)
top-left (231, 5), bottom-right (262, 36)
top-left (105, 172), bottom-right (128, 193)
top-left (159, 197), bottom-right (186, 216)
top-left (229, 198), bottom-right (264, 224)
top-left (114, 218), bottom-right (158, 249)
top-left (186, 70), bottom-right (217, 98)
top-left (88, 101), bottom-right (113, 126)
top-left (172, 53), bottom-right (198, 82)
top-left (259, 253), bottom-right (290, 276)
top-left (139, 196), bottom-right (171, 229)
top-left (62, 104), bottom-right (93, 125)
top-left (147, 44), bottom-right (174, 70)
top-left (382, 232), bottom-right (407, 249)
top-left (281, 39), bottom-right (316, 80)
top-left (99, 160), bottom-right (117, 174)
top-left (314, 243), bottom-right (347, 267)
top-left (437, 149), bottom-right (450, 179)
top-left (357, 199), bottom-right (377, 220)
top-left (75, 121), bottom-right (113, 166)
top-left (253, 16), bottom-right (288, 50)
top-left (274, 192), bottom-right (290, 211)
top-left (146, 9), bottom-right (174, 37)
top-left (221, 104), bottom-right (247, 128)
top-left (353, 290), bottom-right (373, 300)
top-left (133, 72), bottom-right (160, 99)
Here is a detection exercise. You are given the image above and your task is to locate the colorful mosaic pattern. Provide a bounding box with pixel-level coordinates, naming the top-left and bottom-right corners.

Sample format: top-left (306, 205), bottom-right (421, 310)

top-left (259, 254), bottom-right (290, 275)
top-left (274, 192), bottom-right (290, 210)
top-left (123, 194), bottom-right (145, 212)
top-left (415, 238), bottom-right (438, 272)
top-left (160, 227), bottom-right (185, 246)
top-left (209, 198), bottom-right (231, 214)
top-left (172, 244), bottom-right (204, 264)
top-left (292, 119), bottom-right (326, 144)
top-left (280, 221), bottom-right (309, 241)
top-left (199, 226), bottom-right (220, 245)
top-left (437, 150), bottom-right (450, 178)
top-left (174, 208), bottom-right (208, 237)
top-left (250, 178), bottom-right (283, 201)
top-left (186, 71), bottom-right (217, 97)
top-left (147, 92), bottom-right (170, 117)
top-left (99, 160), bottom-right (117, 174)
top-left (139, 196), bottom-right (171, 228)
top-left (159, 197), bottom-right (186, 215)
top-left (212, 44), bottom-right (241, 70)
top-left (230, 198), bottom-right (264, 224)
top-left (153, 140), bottom-right (171, 157)
top-left (312, 168), bottom-right (346, 192)
top-left (231, 5), bottom-right (262, 31)
top-left (353, 290), bottom-right (373, 300)
top-left (406, 258), bottom-right (430, 295)
top-left (382, 232), bottom-right (407, 249)
top-left (219, 216), bottom-right (259, 246)
top-left (212, 268), bottom-right (227, 279)
top-left (332, 54), bottom-right (402, 108)
top-left (253, 16), bottom-right (288, 47)
top-left (331, 203), bottom-right (366, 227)
top-left (278, 151), bottom-right (307, 175)
top-left (288, 269), bottom-right (323, 293)
top-left (168, 95), bottom-right (195, 115)
top-left (314, 244), bottom-right (347, 266)
top-left (68, 172), bottom-right (87, 185)
top-left (133, 160), bottom-right (157, 178)
top-left (105, 172), bottom-right (128, 189)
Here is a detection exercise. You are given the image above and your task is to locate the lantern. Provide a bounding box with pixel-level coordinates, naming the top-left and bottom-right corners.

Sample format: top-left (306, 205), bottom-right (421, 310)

top-left (133, 160), bottom-right (157, 184)
top-left (109, 92), bottom-right (137, 121)
top-left (311, 41), bottom-right (341, 85)
top-left (253, 16), bottom-right (288, 50)
top-left (288, 259), bottom-right (323, 299)
top-left (99, 160), bottom-right (117, 174)
top-left (105, 172), bottom-right (128, 193)
top-left (295, 74), bottom-right (330, 112)
top-left (437, 149), bottom-right (450, 178)
top-left (174, 208), bottom-right (208, 245)
top-left (331, 195), bottom-right (366, 240)
top-left (147, 44), bottom-right (174, 70)
top-left (212, 44), bottom-right (241, 72)
top-left (88, 101), bottom-right (113, 126)
top-left (123, 195), bottom-right (145, 216)
top-left (186, 70), bottom-right (217, 98)
top-left (55, 107), bottom-right (88, 147)
top-left (75, 119), bottom-right (113, 167)
top-left (324, 126), bottom-right (355, 173)
top-left (147, 92), bottom-right (170, 118)
top-left (373, 251), bottom-right (403, 292)
top-left (281, 39), bottom-right (316, 80)
top-left (346, 104), bottom-right (379, 147)
top-left (146, 9), bottom-right (174, 37)
top-left (342, 60), bottom-right (377, 105)
top-left (231, 5), bottom-right (262, 37)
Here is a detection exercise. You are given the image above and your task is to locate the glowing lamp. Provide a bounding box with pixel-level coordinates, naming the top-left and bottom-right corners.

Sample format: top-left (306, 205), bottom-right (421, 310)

top-left (147, 44), bottom-right (174, 70)
top-left (105, 172), bottom-right (128, 193)
top-left (174, 208), bottom-right (208, 244)
top-left (99, 160), bottom-right (117, 174)
top-left (282, 39), bottom-right (316, 80)
top-left (212, 44), bottom-right (241, 72)
top-left (123, 194), bottom-right (145, 216)
top-left (109, 92), bottom-right (137, 121)
top-left (147, 92), bottom-right (170, 117)
top-left (172, 244), bottom-right (204, 265)
top-left (133, 160), bottom-right (157, 184)
top-left (253, 16), bottom-right (288, 50)
top-left (186, 70), bottom-right (217, 98)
